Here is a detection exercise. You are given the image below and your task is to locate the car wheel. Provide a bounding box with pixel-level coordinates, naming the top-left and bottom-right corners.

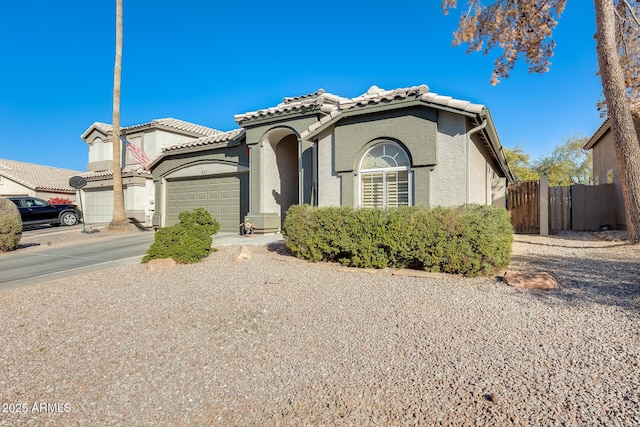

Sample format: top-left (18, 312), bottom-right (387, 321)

top-left (60, 211), bottom-right (79, 226)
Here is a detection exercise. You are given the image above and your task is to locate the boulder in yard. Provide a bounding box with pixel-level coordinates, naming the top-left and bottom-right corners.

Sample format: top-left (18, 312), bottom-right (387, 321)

top-left (146, 258), bottom-right (177, 272)
top-left (502, 271), bottom-right (557, 290)
top-left (234, 246), bottom-right (252, 262)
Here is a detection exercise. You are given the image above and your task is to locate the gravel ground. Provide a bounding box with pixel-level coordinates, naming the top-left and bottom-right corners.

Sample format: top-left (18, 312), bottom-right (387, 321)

top-left (1, 230), bottom-right (639, 426)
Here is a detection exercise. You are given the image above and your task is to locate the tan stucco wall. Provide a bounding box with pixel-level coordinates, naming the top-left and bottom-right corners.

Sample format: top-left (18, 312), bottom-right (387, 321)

top-left (36, 190), bottom-right (76, 202)
top-left (127, 129), bottom-right (197, 166)
top-left (0, 177), bottom-right (75, 201)
top-left (0, 177), bottom-right (33, 197)
top-left (592, 131), bottom-right (626, 228)
top-left (86, 131), bottom-right (113, 171)
top-left (86, 128), bottom-right (203, 171)
top-left (81, 176), bottom-right (153, 223)
top-left (124, 179), bottom-right (155, 224)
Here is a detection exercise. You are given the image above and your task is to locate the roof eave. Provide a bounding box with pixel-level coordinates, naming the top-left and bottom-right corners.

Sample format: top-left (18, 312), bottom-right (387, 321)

top-left (584, 118), bottom-right (610, 150)
top-left (234, 104), bottom-right (324, 128)
top-left (476, 109), bottom-right (516, 181)
top-left (35, 186), bottom-right (76, 193)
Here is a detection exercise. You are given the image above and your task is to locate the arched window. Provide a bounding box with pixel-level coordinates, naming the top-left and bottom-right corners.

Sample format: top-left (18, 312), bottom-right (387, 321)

top-left (359, 142), bottom-right (411, 208)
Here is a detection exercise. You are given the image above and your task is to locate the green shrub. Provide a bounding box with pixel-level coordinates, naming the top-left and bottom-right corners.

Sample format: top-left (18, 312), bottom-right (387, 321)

top-left (142, 208), bottom-right (220, 264)
top-left (282, 204), bottom-right (513, 277)
top-left (0, 198), bottom-right (22, 252)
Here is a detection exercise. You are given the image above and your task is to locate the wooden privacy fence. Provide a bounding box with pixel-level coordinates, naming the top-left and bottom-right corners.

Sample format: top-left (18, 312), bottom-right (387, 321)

top-left (507, 180), bottom-right (539, 234)
top-left (508, 179), bottom-right (616, 234)
top-left (549, 186), bottom-right (571, 230)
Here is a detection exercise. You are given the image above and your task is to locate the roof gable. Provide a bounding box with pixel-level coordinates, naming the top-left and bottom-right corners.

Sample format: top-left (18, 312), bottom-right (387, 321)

top-left (161, 128), bottom-right (246, 153)
top-left (300, 85), bottom-right (486, 141)
top-left (149, 129), bottom-right (247, 169)
top-left (81, 118), bottom-right (221, 141)
top-left (234, 89), bottom-right (348, 126)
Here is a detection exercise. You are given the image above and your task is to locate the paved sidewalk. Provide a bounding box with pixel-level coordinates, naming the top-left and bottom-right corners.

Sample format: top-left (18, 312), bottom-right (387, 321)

top-left (213, 231), bottom-right (284, 247)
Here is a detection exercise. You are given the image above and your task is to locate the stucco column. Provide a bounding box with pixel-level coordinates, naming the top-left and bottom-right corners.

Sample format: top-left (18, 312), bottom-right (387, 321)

top-left (245, 141), bottom-right (281, 233)
top-left (300, 138), bottom-right (314, 204)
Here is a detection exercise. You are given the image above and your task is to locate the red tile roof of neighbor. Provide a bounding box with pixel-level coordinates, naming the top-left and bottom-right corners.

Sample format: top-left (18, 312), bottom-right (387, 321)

top-left (0, 158), bottom-right (83, 193)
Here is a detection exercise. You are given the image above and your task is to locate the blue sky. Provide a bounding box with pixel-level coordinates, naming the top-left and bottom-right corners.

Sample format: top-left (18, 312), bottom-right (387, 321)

top-left (0, 1), bottom-right (603, 171)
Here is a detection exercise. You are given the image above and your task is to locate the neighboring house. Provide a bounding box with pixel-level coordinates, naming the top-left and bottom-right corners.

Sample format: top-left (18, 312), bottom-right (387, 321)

top-left (148, 84), bottom-right (514, 233)
top-left (583, 116), bottom-right (640, 230)
top-left (0, 158), bottom-right (82, 201)
top-left (79, 118), bottom-right (220, 224)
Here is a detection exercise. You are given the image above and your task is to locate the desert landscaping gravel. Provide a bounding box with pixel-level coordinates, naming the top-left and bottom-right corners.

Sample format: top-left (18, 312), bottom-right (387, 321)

top-left (1, 229), bottom-right (639, 426)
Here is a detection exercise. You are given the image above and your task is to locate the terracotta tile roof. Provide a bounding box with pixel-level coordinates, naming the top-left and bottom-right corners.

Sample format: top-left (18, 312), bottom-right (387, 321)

top-left (0, 158), bottom-right (83, 193)
top-left (93, 122), bottom-right (112, 134)
top-left (236, 84), bottom-right (487, 140)
top-left (80, 122), bottom-right (112, 140)
top-left (81, 118), bottom-right (220, 140)
top-left (80, 164), bottom-right (151, 181)
top-left (419, 91), bottom-right (484, 115)
top-left (235, 89), bottom-right (347, 125)
top-left (162, 128), bottom-right (246, 153)
top-left (126, 118), bottom-right (221, 137)
top-left (339, 84), bottom-right (430, 109)
top-left (300, 85), bottom-right (486, 140)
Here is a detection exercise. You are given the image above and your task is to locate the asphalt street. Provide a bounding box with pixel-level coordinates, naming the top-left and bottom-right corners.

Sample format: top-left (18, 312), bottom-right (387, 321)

top-left (0, 232), bottom-right (155, 290)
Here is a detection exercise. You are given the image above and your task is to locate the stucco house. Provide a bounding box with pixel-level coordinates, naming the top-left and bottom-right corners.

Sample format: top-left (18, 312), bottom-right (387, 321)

top-left (0, 158), bottom-right (82, 200)
top-left (583, 116), bottom-right (640, 230)
top-left (148, 84), bottom-right (514, 233)
top-left (79, 118), bottom-right (220, 224)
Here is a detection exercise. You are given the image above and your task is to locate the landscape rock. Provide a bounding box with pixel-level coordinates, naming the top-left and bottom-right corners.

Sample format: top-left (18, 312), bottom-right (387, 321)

top-left (502, 270), bottom-right (557, 290)
top-left (234, 246), bottom-right (252, 262)
top-left (146, 258), bottom-right (177, 272)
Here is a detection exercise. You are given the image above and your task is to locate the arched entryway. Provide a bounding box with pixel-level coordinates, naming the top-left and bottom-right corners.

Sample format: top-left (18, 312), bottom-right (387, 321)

top-left (275, 134), bottom-right (299, 222)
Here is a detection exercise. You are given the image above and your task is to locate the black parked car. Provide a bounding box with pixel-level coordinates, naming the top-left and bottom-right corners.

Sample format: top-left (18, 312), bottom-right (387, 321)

top-left (8, 196), bottom-right (82, 227)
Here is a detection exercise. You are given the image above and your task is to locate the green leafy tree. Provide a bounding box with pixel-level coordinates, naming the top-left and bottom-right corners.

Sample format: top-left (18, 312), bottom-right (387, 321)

top-left (536, 135), bottom-right (592, 186)
top-left (441, 0), bottom-right (640, 243)
top-left (503, 145), bottom-right (540, 181)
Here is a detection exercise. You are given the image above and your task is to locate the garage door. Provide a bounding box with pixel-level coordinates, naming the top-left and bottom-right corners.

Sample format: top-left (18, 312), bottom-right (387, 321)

top-left (83, 189), bottom-right (114, 224)
top-left (167, 175), bottom-right (241, 232)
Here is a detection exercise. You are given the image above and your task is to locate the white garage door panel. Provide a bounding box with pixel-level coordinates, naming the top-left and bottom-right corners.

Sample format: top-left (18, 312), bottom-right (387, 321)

top-left (83, 189), bottom-right (114, 224)
top-left (166, 175), bottom-right (241, 232)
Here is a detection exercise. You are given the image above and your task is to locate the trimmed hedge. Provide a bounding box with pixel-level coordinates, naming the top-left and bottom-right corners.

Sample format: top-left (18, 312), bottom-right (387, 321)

top-left (282, 204), bottom-right (513, 277)
top-left (142, 208), bottom-right (220, 264)
top-left (0, 198), bottom-right (22, 252)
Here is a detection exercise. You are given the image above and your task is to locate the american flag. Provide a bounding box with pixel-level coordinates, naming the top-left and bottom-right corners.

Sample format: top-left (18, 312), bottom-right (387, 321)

top-left (120, 136), bottom-right (151, 170)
